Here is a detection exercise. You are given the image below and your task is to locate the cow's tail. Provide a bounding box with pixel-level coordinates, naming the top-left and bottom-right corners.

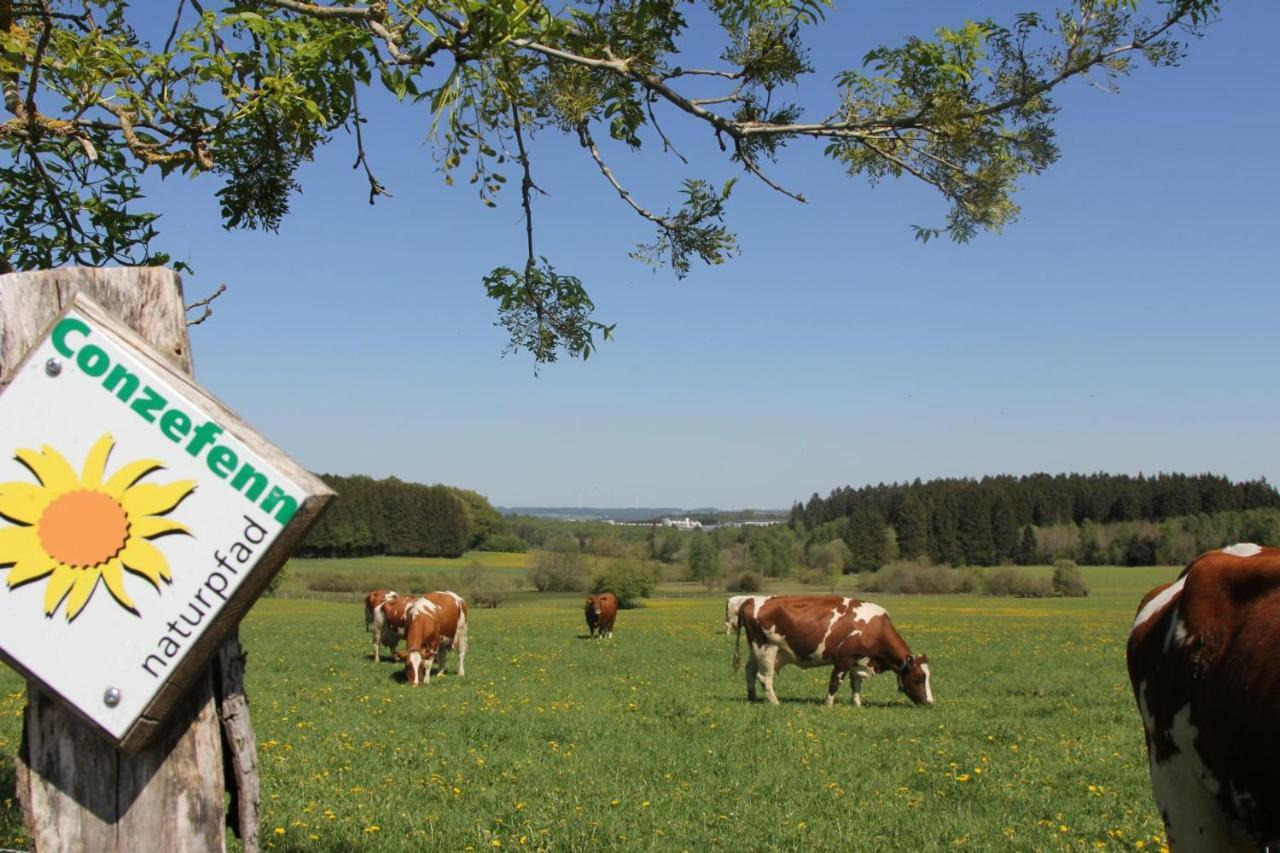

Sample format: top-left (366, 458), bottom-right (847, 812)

top-left (732, 615), bottom-right (743, 673)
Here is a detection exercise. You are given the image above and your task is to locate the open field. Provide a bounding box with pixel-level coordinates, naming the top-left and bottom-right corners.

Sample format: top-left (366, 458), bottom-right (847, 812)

top-left (0, 565), bottom-right (1180, 850)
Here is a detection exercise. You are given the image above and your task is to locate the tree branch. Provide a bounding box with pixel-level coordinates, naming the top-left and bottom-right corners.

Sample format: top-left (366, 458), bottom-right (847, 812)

top-left (350, 85), bottom-right (390, 204)
top-left (259, 0), bottom-right (370, 20)
top-left (185, 282), bottom-right (227, 326)
top-left (576, 121), bottom-right (667, 228)
top-left (23, 2), bottom-right (52, 127)
top-left (734, 141), bottom-right (805, 203)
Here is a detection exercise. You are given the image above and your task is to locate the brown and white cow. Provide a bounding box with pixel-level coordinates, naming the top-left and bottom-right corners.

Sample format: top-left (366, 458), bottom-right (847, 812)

top-left (420, 590), bottom-right (468, 677)
top-left (1127, 543), bottom-right (1280, 851)
top-left (371, 594), bottom-right (418, 662)
top-left (398, 604), bottom-right (442, 686)
top-left (364, 589), bottom-right (397, 632)
top-left (585, 592), bottom-right (618, 639)
top-left (735, 595), bottom-right (933, 707)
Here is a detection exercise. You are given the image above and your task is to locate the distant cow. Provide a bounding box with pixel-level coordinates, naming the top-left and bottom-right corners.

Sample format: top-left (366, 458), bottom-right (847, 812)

top-left (364, 589), bottom-right (397, 631)
top-left (585, 593), bottom-right (618, 639)
top-left (397, 602), bottom-right (443, 686)
top-left (1127, 543), bottom-right (1280, 850)
top-left (371, 594), bottom-right (418, 662)
top-left (736, 595), bottom-right (933, 707)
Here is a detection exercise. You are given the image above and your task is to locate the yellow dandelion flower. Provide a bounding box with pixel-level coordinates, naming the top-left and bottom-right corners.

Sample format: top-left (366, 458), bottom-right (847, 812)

top-left (365, 825), bottom-right (381, 833)
top-left (273, 828), bottom-right (285, 836)
top-left (0, 434), bottom-right (194, 620)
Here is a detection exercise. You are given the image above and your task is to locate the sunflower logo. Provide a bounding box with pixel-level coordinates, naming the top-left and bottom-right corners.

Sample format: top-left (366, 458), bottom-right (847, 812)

top-left (0, 433), bottom-right (195, 621)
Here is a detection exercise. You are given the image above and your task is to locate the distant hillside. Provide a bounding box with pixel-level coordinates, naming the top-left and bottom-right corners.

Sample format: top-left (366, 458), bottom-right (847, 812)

top-left (500, 506), bottom-right (789, 524)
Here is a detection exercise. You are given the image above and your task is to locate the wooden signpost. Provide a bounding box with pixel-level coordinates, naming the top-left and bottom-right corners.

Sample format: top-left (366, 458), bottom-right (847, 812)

top-left (0, 268), bottom-right (333, 851)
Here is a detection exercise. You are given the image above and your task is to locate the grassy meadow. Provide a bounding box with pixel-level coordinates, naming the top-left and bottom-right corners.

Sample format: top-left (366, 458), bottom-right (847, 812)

top-left (0, 564), bottom-right (1180, 851)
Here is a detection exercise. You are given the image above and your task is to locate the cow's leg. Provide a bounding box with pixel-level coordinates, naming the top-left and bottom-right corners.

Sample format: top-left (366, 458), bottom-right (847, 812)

top-left (379, 626), bottom-right (397, 662)
top-left (850, 659), bottom-right (873, 707)
top-left (455, 621), bottom-right (468, 676)
top-left (825, 668), bottom-right (848, 707)
top-left (745, 654), bottom-right (759, 701)
top-left (755, 645), bottom-right (781, 705)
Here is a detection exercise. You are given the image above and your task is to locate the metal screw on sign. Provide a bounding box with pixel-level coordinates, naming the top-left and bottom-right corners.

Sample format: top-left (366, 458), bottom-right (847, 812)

top-left (45, 358), bottom-right (62, 377)
top-left (103, 687), bottom-right (121, 708)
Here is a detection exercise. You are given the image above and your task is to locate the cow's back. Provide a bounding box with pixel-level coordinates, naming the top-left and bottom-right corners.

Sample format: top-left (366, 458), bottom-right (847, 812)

top-left (597, 592), bottom-right (618, 628)
top-left (424, 590), bottom-right (467, 641)
top-left (1128, 544), bottom-right (1280, 849)
top-left (750, 595), bottom-right (847, 662)
top-left (381, 595), bottom-right (418, 632)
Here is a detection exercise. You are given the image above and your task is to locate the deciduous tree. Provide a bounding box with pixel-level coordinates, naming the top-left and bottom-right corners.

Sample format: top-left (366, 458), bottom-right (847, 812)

top-left (0, 0), bottom-right (1220, 363)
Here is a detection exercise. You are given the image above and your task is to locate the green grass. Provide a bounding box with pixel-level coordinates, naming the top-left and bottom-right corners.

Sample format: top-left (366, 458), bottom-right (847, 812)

top-left (0, 565), bottom-right (1181, 851)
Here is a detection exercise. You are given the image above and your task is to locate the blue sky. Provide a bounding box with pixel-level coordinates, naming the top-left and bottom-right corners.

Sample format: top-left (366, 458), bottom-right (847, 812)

top-left (144, 3), bottom-right (1279, 510)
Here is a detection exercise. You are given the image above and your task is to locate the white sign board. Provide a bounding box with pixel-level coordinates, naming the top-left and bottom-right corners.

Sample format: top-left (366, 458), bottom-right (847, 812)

top-left (0, 296), bottom-right (331, 750)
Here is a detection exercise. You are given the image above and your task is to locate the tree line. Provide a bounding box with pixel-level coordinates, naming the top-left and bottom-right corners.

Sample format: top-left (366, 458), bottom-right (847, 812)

top-left (791, 473), bottom-right (1280, 571)
top-left (297, 474), bottom-right (503, 558)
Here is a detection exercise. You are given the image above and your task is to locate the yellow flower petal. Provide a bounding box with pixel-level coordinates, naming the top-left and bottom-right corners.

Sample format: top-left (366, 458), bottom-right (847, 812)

top-left (131, 517), bottom-right (192, 540)
top-left (80, 434), bottom-right (115, 487)
top-left (119, 538), bottom-right (172, 587)
top-left (0, 524), bottom-right (39, 560)
top-left (0, 483), bottom-right (49, 524)
top-left (16, 446), bottom-right (79, 492)
top-left (124, 480), bottom-right (196, 517)
top-left (62, 572), bottom-right (100, 621)
top-left (104, 457), bottom-right (165, 495)
top-left (7, 557), bottom-right (55, 588)
top-left (42, 565), bottom-right (76, 615)
top-left (99, 561), bottom-right (136, 612)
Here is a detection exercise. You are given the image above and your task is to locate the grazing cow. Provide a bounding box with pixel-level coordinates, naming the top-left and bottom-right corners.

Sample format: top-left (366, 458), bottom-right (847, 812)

top-left (397, 603), bottom-right (442, 686)
top-left (364, 589), bottom-right (397, 631)
top-left (370, 594), bottom-right (418, 662)
top-left (421, 590), bottom-right (468, 677)
top-left (1127, 543), bottom-right (1280, 851)
top-left (735, 595), bottom-right (933, 707)
top-left (585, 592), bottom-right (618, 639)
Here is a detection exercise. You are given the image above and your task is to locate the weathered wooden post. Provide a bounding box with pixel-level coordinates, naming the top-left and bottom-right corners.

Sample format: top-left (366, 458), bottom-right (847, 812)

top-left (0, 268), bottom-right (332, 851)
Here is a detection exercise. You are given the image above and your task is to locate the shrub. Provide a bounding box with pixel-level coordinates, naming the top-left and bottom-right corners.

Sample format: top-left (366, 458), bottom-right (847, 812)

top-left (305, 573), bottom-right (362, 593)
top-left (456, 562), bottom-right (517, 608)
top-left (863, 562), bottom-right (964, 595)
top-left (796, 567), bottom-right (838, 588)
top-left (592, 557), bottom-right (660, 608)
top-left (265, 564), bottom-right (290, 596)
top-left (728, 572), bottom-right (762, 593)
top-left (1052, 560), bottom-right (1089, 597)
top-left (984, 567), bottom-right (1053, 598)
top-left (476, 534), bottom-right (529, 553)
top-left (955, 566), bottom-right (985, 594)
top-left (528, 538), bottom-right (590, 592)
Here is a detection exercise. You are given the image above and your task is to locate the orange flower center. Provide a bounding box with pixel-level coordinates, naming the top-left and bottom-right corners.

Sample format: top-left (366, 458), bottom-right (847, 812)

top-left (37, 490), bottom-right (130, 568)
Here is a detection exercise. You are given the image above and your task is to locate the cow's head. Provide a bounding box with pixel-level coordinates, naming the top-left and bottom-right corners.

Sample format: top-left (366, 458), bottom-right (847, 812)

top-left (405, 641), bottom-right (439, 686)
top-left (896, 654), bottom-right (934, 706)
